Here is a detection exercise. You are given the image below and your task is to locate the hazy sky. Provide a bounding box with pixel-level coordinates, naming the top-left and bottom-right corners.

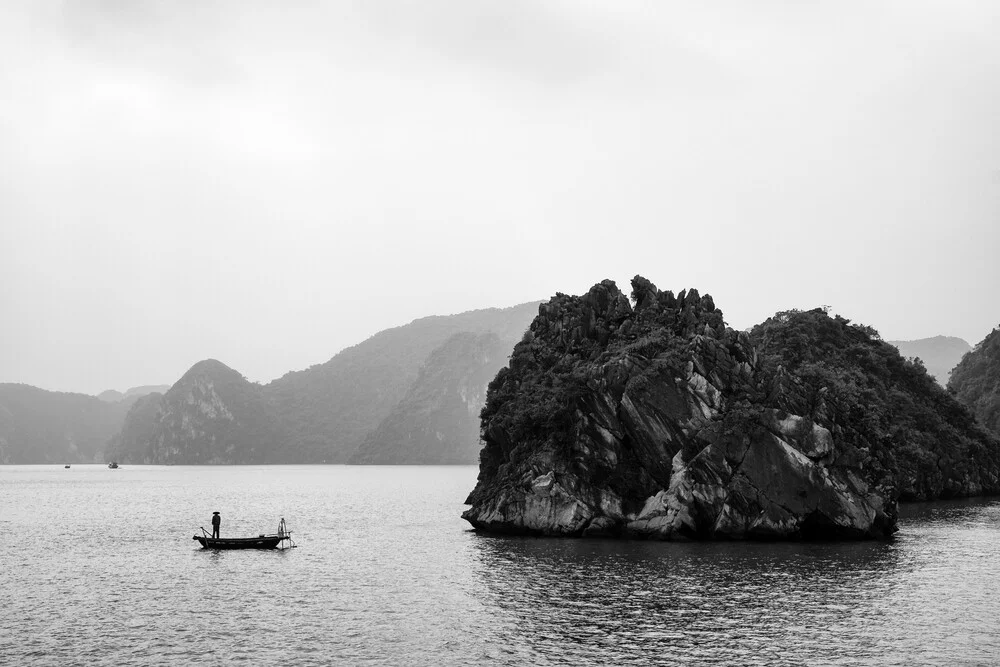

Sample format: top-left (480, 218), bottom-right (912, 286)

top-left (2, 1), bottom-right (998, 395)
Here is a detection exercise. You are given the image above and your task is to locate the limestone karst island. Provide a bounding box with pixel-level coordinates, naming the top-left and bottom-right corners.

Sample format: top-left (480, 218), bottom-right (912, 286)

top-left (463, 277), bottom-right (1000, 541)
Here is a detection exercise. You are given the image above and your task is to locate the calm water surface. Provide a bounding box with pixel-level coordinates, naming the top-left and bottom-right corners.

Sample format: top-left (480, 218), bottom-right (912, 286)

top-left (1, 465), bottom-right (998, 665)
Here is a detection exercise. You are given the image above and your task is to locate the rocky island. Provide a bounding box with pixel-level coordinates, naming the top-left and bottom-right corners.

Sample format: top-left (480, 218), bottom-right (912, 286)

top-left (463, 277), bottom-right (1000, 540)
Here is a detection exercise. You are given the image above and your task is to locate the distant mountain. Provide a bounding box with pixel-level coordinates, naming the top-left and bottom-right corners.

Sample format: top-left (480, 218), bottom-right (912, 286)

top-left (141, 360), bottom-right (282, 464)
top-left (888, 336), bottom-right (971, 385)
top-left (948, 326), bottom-right (1000, 438)
top-left (350, 332), bottom-right (514, 464)
top-left (123, 385), bottom-right (171, 400)
top-left (105, 393), bottom-right (164, 463)
top-left (0, 384), bottom-right (130, 464)
top-left (108, 302), bottom-right (540, 464)
top-left (97, 385), bottom-right (171, 405)
top-left (265, 302), bottom-right (540, 462)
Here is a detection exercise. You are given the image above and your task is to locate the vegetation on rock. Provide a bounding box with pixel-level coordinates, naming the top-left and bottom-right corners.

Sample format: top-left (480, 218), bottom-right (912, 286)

top-left (949, 326), bottom-right (1000, 438)
top-left (751, 310), bottom-right (1000, 501)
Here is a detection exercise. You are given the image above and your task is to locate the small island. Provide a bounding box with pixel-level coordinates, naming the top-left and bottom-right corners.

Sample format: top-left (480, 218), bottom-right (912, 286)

top-left (463, 277), bottom-right (1000, 540)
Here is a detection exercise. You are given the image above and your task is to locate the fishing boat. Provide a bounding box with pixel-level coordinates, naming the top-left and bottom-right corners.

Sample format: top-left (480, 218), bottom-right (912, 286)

top-left (192, 518), bottom-right (295, 550)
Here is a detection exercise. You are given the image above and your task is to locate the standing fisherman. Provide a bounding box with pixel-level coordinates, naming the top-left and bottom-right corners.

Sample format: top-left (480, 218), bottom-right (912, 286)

top-left (211, 511), bottom-right (221, 539)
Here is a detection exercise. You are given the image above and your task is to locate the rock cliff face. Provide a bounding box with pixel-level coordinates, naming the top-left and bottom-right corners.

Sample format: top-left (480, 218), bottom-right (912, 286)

top-left (350, 332), bottom-right (514, 464)
top-left (144, 360), bottom-right (282, 464)
top-left (464, 278), bottom-right (995, 540)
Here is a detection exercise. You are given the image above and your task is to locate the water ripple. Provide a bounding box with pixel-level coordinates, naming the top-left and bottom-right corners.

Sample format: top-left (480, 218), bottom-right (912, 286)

top-left (1, 465), bottom-right (998, 665)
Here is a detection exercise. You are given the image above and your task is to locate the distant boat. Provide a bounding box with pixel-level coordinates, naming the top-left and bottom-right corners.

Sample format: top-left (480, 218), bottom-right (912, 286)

top-left (108, 462), bottom-right (119, 469)
top-left (192, 518), bottom-right (295, 551)
top-left (64, 465), bottom-right (70, 469)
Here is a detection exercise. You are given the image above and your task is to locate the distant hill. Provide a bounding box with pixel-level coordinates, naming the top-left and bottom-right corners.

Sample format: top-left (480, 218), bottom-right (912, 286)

top-left (350, 332), bottom-right (514, 464)
top-left (123, 385), bottom-right (170, 400)
top-left (0, 384), bottom-right (131, 464)
top-left (141, 360), bottom-right (282, 464)
top-left (949, 326), bottom-right (1000, 438)
top-left (105, 393), bottom-right (164, 463)
top-left (888, 336), bottom-right (971, 385)
top-left (265, 302), bottom-right (540, 462)
top-left (107, 302), bottom-right (541, 464)
top-left (97, 385), bottom-right (171, 414)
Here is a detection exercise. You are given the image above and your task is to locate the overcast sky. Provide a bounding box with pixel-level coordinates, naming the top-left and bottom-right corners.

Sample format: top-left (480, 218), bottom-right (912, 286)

top-left (2, 1), bottom-right (998, 395)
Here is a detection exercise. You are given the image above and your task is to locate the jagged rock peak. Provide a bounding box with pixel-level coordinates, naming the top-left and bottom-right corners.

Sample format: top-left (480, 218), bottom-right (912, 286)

top-left (464, 279), bottom-right (898, 542)
top-left (527, 277), bottom-right (726, 357)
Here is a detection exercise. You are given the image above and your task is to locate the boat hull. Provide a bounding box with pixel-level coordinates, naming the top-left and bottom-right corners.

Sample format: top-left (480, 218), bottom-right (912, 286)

top-left (193, 535), bottom-right (284, 550)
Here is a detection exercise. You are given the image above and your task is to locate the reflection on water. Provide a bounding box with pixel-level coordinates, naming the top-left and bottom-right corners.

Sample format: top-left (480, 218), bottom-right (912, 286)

top-left (1, 465), bottom-right (998, 666)
top-left (469, 537), bottom-right (902, 665)
top-left (468, 500), bottom-right (1000, 666)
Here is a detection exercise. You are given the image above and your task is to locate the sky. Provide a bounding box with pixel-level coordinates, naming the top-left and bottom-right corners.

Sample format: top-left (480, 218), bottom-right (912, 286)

top-left (1, 0), bottom-right (998, 396)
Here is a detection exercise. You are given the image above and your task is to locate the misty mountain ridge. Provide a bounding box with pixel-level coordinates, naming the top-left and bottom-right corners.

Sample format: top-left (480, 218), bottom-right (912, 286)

top-left (0, 384), bottom-right (130, 464)
top-left (4, 302), bottom-right (994, 467)
top-left (97, 385), bottom-right (171, 404)
top-left (0, 383), bottom-right (166, 464)
top-left (112, 360), bottom-right (281, 464)
top-left (108, 302), bottom-right (542, 464)
top-left (264, 302), bottom-right (541, 462)
top-left (887, 336), bottom-right (972, 385)
top-left (350, 332), bottom-right (516, 465)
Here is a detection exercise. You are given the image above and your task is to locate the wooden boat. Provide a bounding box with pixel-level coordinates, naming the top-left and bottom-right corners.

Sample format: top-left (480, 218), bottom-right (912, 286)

top-left (193, 534), bottom-right (285, 549)
top-left (192, 518), bottom-right (294, 550)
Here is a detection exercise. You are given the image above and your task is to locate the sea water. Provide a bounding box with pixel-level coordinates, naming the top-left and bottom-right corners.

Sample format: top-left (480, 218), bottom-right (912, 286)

top-left (1, 465), bottom-right (998, 665)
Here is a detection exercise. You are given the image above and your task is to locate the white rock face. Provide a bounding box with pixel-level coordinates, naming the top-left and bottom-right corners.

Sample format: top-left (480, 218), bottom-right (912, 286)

top-left (531, 471), bottom-right (555, 493)
top-left (777, 415), bottom-right (834, 459)
top-left (471, 483), bottom-right (593, 535)
top-left (622, 427), bottom-right (888, 540)
top-left (185, 379), bottom-right (234, 422)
